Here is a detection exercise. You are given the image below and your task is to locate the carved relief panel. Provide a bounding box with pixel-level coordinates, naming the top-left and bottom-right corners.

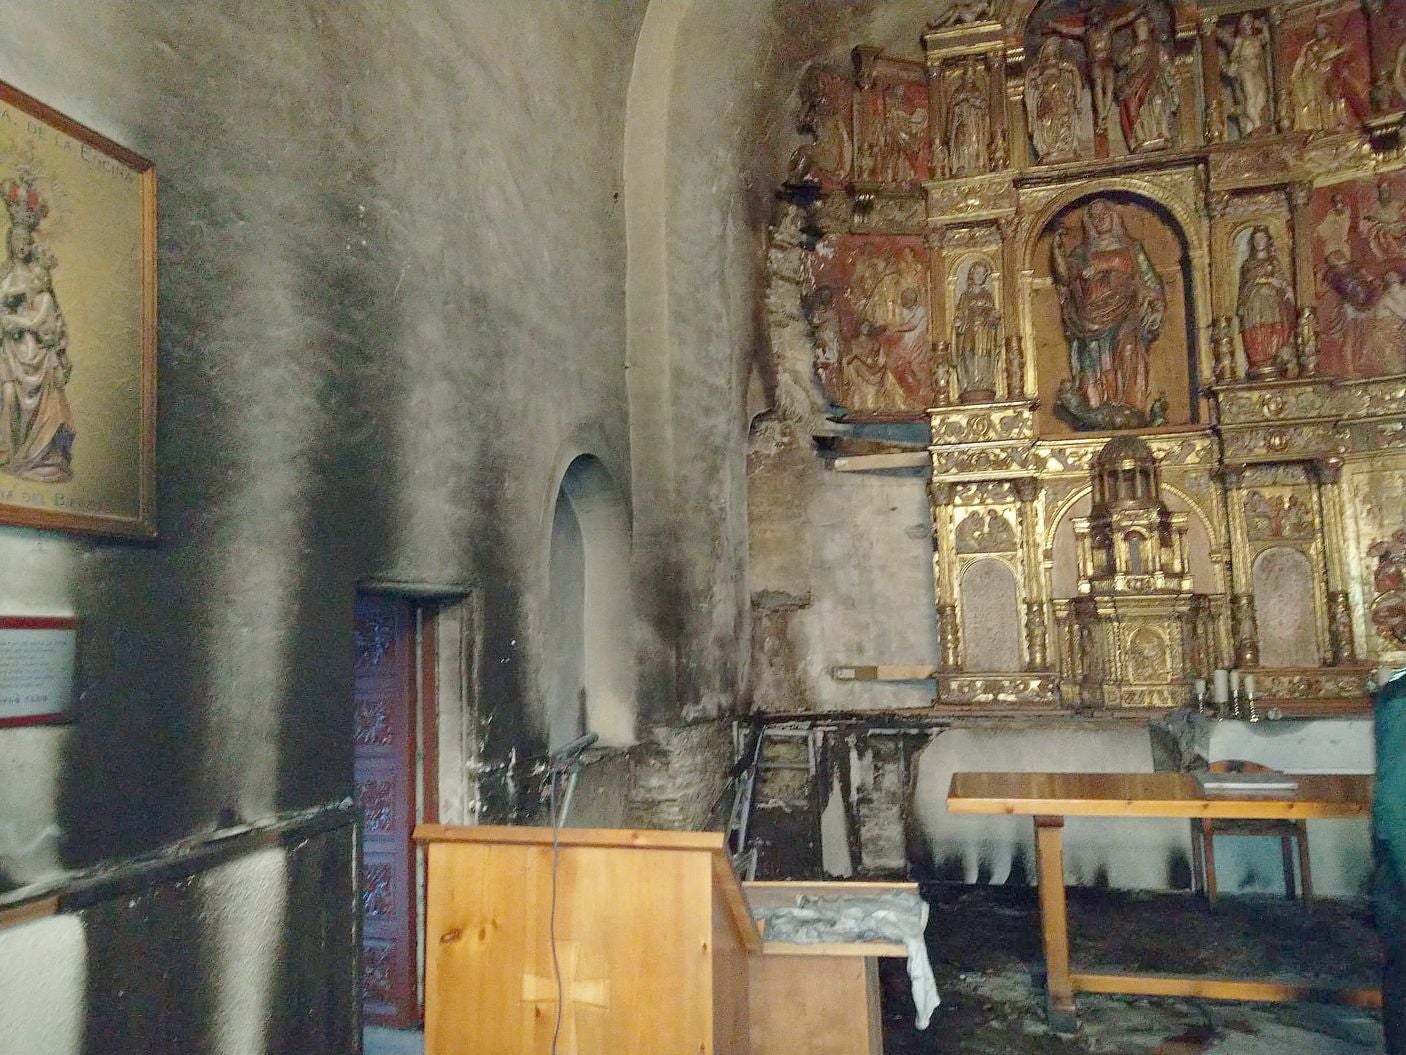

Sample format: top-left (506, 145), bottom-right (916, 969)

top-left (789, 67), bottom-right (854, 191)
top-left (806, 234), bottom-right (935, 418)
top-left (1022, 0), bottom-right (1186, 163)
top-left (1305, 172), bottom-right (1406, 378)
top-left (1281, 6), bottom-right (1371, 135)
top-left (1346, 460), bottom-right (1406, 662)
top-left (852, 49), bottom-right (931, 188)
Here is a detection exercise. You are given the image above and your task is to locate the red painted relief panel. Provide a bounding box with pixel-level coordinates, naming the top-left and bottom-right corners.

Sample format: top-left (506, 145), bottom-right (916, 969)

top-left (1282, 9), bottom-right (1370, 134)
top-left (793, 68), bottom-right (854, 191)
top-left (1308, 173), bottom-right (1406, 378)
top-left (853, 75), bottom-right (930, 186)
top-left (807, 234), bottom-right (934, 417)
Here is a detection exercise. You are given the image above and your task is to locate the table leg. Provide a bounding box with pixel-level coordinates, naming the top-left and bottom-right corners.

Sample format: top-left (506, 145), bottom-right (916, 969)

top-left (1034, 816), bottom-right (1077, 1031)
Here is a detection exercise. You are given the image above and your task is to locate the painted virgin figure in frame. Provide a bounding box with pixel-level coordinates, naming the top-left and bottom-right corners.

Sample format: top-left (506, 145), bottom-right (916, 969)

top-left (0, 176), bottom-right (74, 483)
top-left (0, 78), bottom-right (155, 538)
top-left (1053, 199), bottom-right (1168, 430)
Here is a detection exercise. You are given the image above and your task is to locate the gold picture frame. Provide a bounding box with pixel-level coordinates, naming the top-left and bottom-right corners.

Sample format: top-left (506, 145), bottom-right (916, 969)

top-left (0, 79), bottom-right (156, 538)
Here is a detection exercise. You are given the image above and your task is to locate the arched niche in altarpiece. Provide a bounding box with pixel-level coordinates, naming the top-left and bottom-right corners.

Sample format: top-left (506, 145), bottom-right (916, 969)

top-left (1022, 190), bottom-right (1207, 440)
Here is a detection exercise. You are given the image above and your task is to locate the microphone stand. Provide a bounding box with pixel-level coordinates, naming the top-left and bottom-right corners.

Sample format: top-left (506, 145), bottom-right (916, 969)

top-left (549, 732), bottom-right (599, 829)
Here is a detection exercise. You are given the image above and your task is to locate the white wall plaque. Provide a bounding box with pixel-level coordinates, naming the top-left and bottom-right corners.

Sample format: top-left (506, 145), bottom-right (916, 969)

top-left (0, 617), bottom-right (77, 727)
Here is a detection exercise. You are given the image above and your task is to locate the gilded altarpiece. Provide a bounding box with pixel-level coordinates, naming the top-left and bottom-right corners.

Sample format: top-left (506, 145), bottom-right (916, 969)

top-left (773, 0), bottom-right (1406, 717)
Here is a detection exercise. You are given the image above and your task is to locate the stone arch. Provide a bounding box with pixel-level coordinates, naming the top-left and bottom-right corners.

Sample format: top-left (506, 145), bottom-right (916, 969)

top-left (545, 455), bottom-right (637, 748)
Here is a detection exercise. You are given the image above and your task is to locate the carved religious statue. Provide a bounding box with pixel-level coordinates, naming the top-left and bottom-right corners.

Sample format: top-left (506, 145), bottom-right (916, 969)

top-left (951, 259), bottom-right (1001, 402)
top-left (1291, 22), bottom-right (1351, 133)
top-left (1025, 34), bottom-right (1094, 163)
top-left (1396, 39), bottom-right (1406, 108)
top-left (1116, 14), bottom-right (1179, 153)
top-left (882, 87), bottom-right (928, 183)
top-left (843, 320), bottom-right (906, 412)
top-left (1370, 271), bottom-right (1406, 376)
top-left (1236, 226), bottom-right (1296, 379)
top-left (1218, 14), bottom-right (1272, 137)
top-left (789, 71), bottom-right (853, 186)
top-left (1052, 200), bottom-right (1168, 430)
top-left (1046, 5), bottom-right (1138, 138)
top-left (931, 0), bottom-right (992, 29)
top-left (945, 57), bottom-right (990, 178)
top-left (1320, 248), bottom-right (1380, 375)
top-left (0, 177), bottom-right (74, 483)
top-left (1363, 182), bottom-right (1406, 262)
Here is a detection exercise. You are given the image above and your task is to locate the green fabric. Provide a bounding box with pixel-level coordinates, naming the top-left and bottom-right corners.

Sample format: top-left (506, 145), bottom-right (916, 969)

top-left (1376, 670), bottom-right (1406, 943)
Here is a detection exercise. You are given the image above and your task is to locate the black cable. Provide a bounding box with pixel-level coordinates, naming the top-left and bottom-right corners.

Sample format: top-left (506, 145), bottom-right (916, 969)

top-left (549, 768), bottom-right (564, 1055)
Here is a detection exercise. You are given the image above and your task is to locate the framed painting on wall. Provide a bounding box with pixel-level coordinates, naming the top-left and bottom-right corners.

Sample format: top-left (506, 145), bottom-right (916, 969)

top-left (0, 79), bottom-right (156, 538)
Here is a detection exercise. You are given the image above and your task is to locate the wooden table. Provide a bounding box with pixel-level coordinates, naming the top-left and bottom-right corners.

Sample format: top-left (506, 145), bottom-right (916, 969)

top-left (947, 771), bottom-right (1378, 1030)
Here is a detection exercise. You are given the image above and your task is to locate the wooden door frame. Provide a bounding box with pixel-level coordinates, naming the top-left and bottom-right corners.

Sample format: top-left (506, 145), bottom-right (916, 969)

top-left (357, 580), bottom-right (472, 1026)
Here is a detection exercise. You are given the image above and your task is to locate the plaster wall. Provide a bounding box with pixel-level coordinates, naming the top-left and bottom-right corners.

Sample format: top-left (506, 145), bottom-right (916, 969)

top-left (0, 824), bottom-right (352, 1055)
top-left (0, 0), bottom-right (667, 1048)
top-left (0, 0), bottom-right (655, 882)
top-left (627, 0), bottom-right (948, 724)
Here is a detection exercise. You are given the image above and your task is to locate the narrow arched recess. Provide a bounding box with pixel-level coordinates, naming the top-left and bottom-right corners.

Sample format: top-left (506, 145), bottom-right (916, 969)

top-left (546, 456), bottom-right (637, 749)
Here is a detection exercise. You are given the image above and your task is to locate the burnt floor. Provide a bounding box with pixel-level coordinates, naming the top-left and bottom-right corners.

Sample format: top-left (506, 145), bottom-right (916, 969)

top-left (880, 884), bottom-right (1385, 1055)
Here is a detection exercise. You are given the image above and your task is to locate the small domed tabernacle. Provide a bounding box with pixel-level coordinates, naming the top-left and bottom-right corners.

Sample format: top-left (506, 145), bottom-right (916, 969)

top-left (1070, 436), bottom-right (1205, 709)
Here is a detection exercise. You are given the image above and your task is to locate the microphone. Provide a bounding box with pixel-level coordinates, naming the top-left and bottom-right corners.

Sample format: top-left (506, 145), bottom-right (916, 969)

top-left (548, 732), bottom-right (599, 771)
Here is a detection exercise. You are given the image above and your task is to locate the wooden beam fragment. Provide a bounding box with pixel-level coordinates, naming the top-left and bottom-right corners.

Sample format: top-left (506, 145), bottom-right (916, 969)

top-left (830, 452), bottom-right (930, 473)
top-left (832, 664), bottom-right (938, 682)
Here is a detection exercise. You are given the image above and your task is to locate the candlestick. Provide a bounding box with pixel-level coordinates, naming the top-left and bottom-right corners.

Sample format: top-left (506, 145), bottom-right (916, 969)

top-left (1213, 668), bottom-right (1230, 704)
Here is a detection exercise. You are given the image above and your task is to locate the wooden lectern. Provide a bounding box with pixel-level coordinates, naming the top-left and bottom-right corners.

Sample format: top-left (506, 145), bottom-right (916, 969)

top-left (415, 824), bottom-right (763, 1055)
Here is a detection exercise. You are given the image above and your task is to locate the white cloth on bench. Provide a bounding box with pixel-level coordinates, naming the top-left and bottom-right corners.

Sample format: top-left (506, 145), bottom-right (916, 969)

top-left (752, 891), bottom-right (939, 1028)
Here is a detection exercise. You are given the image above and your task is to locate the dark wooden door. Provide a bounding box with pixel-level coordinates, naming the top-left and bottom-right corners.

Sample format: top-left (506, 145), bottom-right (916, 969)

top-left (354, 594), bottom-right (419, 1028)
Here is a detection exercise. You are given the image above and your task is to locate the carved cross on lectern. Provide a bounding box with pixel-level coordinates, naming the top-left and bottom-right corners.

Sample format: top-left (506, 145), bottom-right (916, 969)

top-left (521, 941), bottom-right (610, 1055)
